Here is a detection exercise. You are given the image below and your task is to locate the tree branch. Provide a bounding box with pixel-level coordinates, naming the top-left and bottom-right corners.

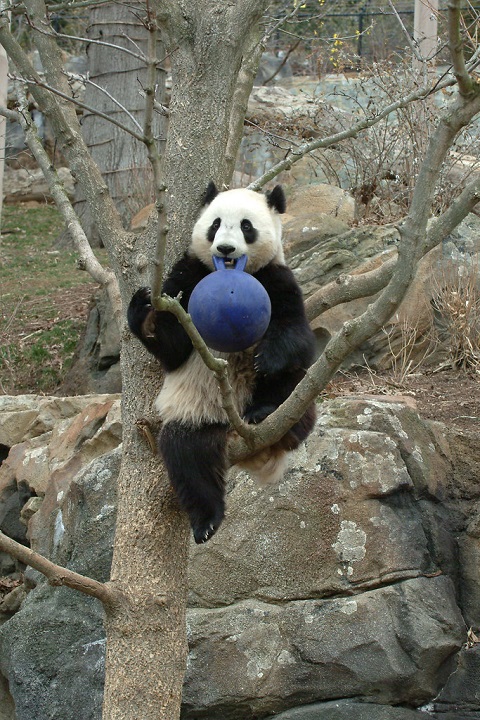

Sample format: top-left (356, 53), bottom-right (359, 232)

top-left (231, 25), bottom-right (480, 463)
top-left (9, 73), bottom-right (147, 142)
top-left (158, 296), bottom-right (256, 444)
top-left (0, 530), bottom-right (120, 609)
top-left (0, 0), bottom-right (127, 268)
top-left (305, 252), bottom-right (397, 322)
top-left (305, 165), bottom-right (480, 323)
top-left (448, 0), bottom-right (474, 96)
top-left (3, 83), bottom-right (123, 329)
top-left (141, 7), bottom-right (169, 306)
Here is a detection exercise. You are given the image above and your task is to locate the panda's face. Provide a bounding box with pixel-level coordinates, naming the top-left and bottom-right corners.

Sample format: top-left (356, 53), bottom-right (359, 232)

top-left (190, 186), bottom-right (285, 274)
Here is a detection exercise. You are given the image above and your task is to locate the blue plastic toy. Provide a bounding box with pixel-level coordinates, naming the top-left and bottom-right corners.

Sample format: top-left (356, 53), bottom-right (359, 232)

top-left (188, 255), bottom-right (271, 352)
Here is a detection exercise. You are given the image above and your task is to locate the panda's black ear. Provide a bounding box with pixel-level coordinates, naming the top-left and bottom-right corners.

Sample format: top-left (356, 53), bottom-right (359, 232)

top-left (202, 181), bottom-right (219, 206)
top-left (266, 185), bottom-right (286, 214)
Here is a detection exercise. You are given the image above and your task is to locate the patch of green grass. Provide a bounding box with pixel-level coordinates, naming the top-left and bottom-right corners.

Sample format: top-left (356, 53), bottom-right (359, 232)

top-left (0, 203), bottom-right (102, 395)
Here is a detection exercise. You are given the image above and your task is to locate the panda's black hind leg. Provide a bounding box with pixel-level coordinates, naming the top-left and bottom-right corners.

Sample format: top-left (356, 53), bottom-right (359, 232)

top-left (158, 421), bottom-right (228, 544)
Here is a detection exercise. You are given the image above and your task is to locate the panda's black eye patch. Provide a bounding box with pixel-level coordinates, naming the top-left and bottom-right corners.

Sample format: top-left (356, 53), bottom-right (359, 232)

top-left (241, 219), bottom-right (257, 244)
top-left (207, 217), bottom-right (221, 243)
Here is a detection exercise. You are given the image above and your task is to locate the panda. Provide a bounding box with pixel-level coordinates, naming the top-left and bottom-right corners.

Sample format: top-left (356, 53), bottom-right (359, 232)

top-left (127, 182), bottom-right (316, 544)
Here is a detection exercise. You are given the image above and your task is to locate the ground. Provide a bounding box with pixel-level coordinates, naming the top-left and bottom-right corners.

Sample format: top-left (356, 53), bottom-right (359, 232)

top-left (0, 204), bottom-right (101, 394)
top-left (327, 367), bottom-right (480, 434)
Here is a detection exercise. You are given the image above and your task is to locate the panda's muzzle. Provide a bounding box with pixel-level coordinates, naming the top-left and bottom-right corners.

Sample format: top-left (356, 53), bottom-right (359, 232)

top-left (216, 243), bottom-right (237, 257)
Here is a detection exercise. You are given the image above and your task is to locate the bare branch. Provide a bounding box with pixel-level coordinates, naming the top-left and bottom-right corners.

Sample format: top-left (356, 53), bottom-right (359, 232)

top-left (306, 166), bottom-right (480, 323)
top-left (159, 296), bottom-right (256, 444)
top-left (305, 253), bottom-right (397, 322)
top-left (9, 73), bottom-right (146, 142)
top-left (388, 0), bottom-right (424, 63)
top-left (2, 88), bottom-right (123, 329)
top-left (28, 22), bottom-right (149, 64)
top-left (248, 74), bottom-right (457, 191)
top-left (79, 74), bottom-right (144, 133)
top-left (139, 7), bottom-right (169, 306)
top-left (0, 530), bottom-right (119, 609)
top-left (448, 0), bottom-right (474, 96)
top-left (224, 29), bottom-right (264, 185)
top-left (0, 5), bottom-right (126, 257)
top-left (232, 60), bottom-right (480, 463)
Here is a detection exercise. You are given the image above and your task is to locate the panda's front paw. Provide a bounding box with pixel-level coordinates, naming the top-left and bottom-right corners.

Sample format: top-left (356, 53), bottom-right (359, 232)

top-left (127, 287), bottom-right (153, 335)
top-left (254, 347), bottom-right (287, 376)
top-left (243, 404), bottom-right (277, 425)
top-left (130, 286), bottom-right (152, 311)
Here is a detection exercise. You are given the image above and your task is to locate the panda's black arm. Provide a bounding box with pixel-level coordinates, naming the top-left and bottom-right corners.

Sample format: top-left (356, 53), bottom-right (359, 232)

top-left (127, 254), bottom-right (210, 372)
top-left (253, 263), bottom-right (316, 376)
top-left (244, 366), bottom-right (316, 446)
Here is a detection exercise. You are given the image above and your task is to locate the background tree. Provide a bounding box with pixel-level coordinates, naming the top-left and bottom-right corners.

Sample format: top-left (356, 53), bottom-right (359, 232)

top-left (74, 1), bottom-right (167, 244)
top-left (0, 1), bottom-right (479, 719)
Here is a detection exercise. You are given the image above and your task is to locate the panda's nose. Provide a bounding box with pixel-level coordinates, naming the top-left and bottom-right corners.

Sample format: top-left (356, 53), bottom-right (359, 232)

top-left (217, 244), bottom-right (236, 256)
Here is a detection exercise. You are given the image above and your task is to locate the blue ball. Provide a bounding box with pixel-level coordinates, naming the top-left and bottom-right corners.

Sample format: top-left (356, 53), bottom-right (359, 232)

top-left (188, 255), bottom-right (271, 352)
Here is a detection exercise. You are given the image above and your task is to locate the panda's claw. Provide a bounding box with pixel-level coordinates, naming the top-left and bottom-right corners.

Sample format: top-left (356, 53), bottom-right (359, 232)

top-left (193, 522), bottom-right (218, 544)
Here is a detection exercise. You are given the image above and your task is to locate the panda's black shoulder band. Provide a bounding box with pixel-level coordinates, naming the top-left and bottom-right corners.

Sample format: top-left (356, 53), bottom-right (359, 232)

top-left (266, 185), bottom-right (286, 214)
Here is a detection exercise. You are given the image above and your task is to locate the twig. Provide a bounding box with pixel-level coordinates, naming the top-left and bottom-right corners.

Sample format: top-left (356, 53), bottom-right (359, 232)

top-left (387, 0), bottom-right (424, 63)
top-left (248, 73), bottom-right (457, 191)
top-left (9, 73), bottom-right (146, 142)
top-left (29, 24), bottom-right (148, 64)
top-left (75, 73), bottom-right (144, 133)
top-left (448, 0), bottom-right (475, 96)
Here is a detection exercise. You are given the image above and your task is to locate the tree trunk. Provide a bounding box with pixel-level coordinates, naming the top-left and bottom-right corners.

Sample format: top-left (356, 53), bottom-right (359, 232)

top-left (0, 41), bottom-right (6, 228)
top-left (101, 4), bottom-right (268, 718)
top-left (159, 1), bottom-right (268, 241)
top-left (102, 334), bottom-right (190, 720)
top-left (76, 1), bottom-right (166, 245)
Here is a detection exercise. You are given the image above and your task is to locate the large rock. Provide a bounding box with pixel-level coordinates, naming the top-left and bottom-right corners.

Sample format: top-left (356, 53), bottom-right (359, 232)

top-left (271, 701), bottom-right (431, 719)
top-left (0, 448), bottom-right (120, 720)
top-left (432, 645), bottom-right (480, 718)
top-left (58, 289), bottom-right (122, 395)
top-left (183, 396), bottom-right (465, 718)
top-left (287, 223), bottom-right (399, 298)
top-left (294, 212), bottom-right (480, 371)
top-left (183, 577), bottom-right (463, 719)
top-left (0, 394), bottom-right (118, 448)
top-left (3, 166), bottom-right (74, 204)
top-left (188, 397), bottom-right (454, 607)
top-left (0, 394), bottom-right (473, 720)
top-left (286, 183), bottom-right (355, 225)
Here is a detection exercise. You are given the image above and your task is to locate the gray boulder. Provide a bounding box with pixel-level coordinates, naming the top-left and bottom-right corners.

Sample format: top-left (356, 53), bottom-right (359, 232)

top-left (183, 576), bottom-right (463, 720)
top-left (432, 645), bottom-right (480, 718)
top-left (0, 394), bottom-right (473, 720)
top-left (271, 700), bottom-right (431, 719)
top-left (0, 448), bottom-right (120, 720)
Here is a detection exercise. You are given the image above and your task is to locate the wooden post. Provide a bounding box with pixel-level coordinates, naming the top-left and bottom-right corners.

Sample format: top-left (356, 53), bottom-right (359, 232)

top-left (413, 0), bottom-right (439, 70)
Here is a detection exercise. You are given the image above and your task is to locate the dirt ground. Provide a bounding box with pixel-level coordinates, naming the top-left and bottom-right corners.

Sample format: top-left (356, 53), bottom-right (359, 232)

top-left (326, 366), bottom-right (480, 434)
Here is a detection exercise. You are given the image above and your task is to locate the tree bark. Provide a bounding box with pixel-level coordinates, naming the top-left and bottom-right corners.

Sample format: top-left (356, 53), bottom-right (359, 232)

top-left (158, 1), bottom-right (268, 246)
top-left (75, 1), bottom-right (167, 245)
top-left (102, 3), bottom-right (269, 718)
